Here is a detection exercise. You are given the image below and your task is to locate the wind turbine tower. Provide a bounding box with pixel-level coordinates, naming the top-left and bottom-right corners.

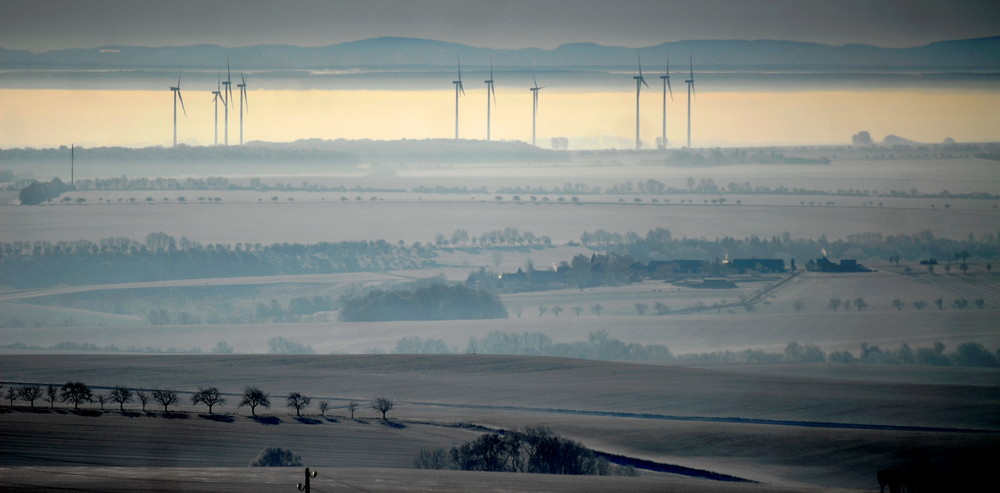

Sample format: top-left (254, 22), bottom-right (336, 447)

top-left (453, 57), bottom-right (465, 140)
top-left (529, 72), bottom-right (543, 147)
top-left (484, 60), bottom-right (497, 141)
top-left (222, 59), bottom-right (233, 145)
top-left (211, 75), bottom-right (225, 146)
top-left (633, 52), bottom-right (648, 150)
top-left (659, 55), bottom-right (673, 149)
top-left (685, 56), bottom-right (696, 148)
top-left (238, 73), bottom-right (249, 145)
top-left (170, 74), bottom-right (187, 147)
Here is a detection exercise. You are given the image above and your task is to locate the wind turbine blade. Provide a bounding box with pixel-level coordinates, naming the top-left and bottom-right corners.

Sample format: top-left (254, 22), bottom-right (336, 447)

top-left (227, 58), bottom-right (231, 82)
top-left (178, 90), bottom-right (187, 116)
top-left (243, 88), bottom-right (249, 112)
top-left (668, 79), bottom-right (674, 100)
top-left (177, 73), bottom-right (182, 87)
top-left (532, 71), bottom-right (538, 89)
top-left (491, 84), bottom-right (497, 106)
top-left (642, 77), bottom-right (649, 88)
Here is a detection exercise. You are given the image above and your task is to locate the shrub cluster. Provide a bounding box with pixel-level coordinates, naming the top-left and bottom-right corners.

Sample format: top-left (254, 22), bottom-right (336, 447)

top-left (415, 426), bottom-right (636, 476)
top-left (17, 177), bottom-right (74, 205)
top-left (338, 283), bottom-right (507, 322)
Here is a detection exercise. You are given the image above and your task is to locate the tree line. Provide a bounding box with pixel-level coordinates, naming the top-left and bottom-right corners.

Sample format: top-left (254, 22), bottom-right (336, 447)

top-left (389, 331), bottom-right (1000, 368)
top-left (0, 381), bottom-right (395, 420)
top-left (0, 233), bottom-right (436, 289)
top-left (4, 227), bottom-right (997, 290)
top-left (1, 338), bottom-right (320, 356)
top-left (585, 227), bottom-right (999, 265)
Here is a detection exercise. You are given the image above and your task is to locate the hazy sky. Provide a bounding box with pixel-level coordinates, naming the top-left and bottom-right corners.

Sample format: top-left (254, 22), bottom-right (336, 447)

top-left (3, 0), bottom-right (998, 52)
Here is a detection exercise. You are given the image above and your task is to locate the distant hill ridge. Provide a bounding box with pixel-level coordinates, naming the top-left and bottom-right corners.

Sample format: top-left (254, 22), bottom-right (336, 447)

top-left (2, 35), bottom-right (999, 70)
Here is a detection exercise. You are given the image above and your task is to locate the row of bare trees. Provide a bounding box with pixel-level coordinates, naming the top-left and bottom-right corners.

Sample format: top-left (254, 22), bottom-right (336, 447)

top-left (830, 296), bottom-right (989, 312)
top-left (1, 382), bottom-right (395, 419)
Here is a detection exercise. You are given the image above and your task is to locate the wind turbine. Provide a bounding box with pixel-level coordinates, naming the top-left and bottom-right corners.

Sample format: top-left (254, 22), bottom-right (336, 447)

top-left (484, 60), bottom-right (497, 141)
top-left (169, 73), bottom-right (186, 147)
top-left (453, 57), bottom-right (465, 140)
top-left (529, 72), bottom-right (544, 147)
top-left (659, 55), bottom-right (674, 149)
top-left (685, 55), bottom-right (696, 148)
top-left (211, 74), bottom-right (225, 146)
top-left (633, 52), bottom-right (648, 150)
top-left (238, 73), bottom-right (249, 145)
top-left (222, 59), bottom-right (233, 145)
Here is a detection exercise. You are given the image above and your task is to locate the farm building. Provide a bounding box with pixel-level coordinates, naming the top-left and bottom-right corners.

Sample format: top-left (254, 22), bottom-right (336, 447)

top-left (807, 257), bottom-right (871, 273)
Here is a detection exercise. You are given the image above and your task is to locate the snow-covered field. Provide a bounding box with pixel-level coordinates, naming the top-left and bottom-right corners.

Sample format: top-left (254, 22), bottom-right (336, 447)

top-left (3, 156), bottom-right (998, 491)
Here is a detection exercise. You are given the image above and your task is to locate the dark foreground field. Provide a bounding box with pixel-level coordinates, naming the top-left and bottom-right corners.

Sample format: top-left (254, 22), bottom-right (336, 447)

top-left (0, 466), bottom-right (860, 493)
top-left (2, 354), bottom-right (998, 491)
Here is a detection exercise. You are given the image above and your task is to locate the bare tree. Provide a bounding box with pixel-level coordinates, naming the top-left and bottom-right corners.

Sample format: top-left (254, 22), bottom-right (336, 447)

top-left (96, 393), bottom-right (108, 411)
top-left (348, 401), bottom-right (359, 419)
top-left (552, 306), bottom-right (563, 317)
top-left (854, 297), bottom-right (867, 311)
top-left (828, 297), bottom-right (842, 312)
top-left (60, 381), bottom-right (93, 410)
top-left (892, 299), bottom-right (904, 311)
top-left (192, 387), bottom-right (226, 414)
top-left (287, 392), bottom-right (311, 417)
top-left (45, 384), bottom-right (58, 409)
top-left (109, 386), bottom-right (132, 412)
top-left (135, 390), bottom-right (150, 412)
top-left (19, 385), bottom-right (43, 408)
top-left (371, 396), bottom-right (394, 420)
top-left (239, 386), bottom-right (270, 416)
top-left (151, 389), bottom-right (180, 412)
top-left (635, 303), bottom-right (648, 316)
top-left (792, 300), bottom-right (805, 312)
top-left (693, 301), bottom-right (707, 313)
top-left (318, 401), bottom-right (329, 417)
top-left (5, 385), bottom-right (18, 406)
top-left (590, 303), bottom-right (603, 316)
top-left (573, 306), bottom-right (584, 316)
